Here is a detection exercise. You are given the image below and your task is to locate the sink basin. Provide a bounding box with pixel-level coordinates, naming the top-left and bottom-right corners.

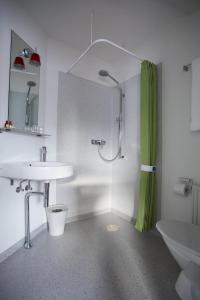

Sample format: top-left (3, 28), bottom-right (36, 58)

top-left (0, 161), bottom-right (73, 181)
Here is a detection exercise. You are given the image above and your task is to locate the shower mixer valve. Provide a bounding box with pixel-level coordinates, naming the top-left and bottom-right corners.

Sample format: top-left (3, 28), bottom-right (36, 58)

top-left (91, 139), bottom-right (106, 146)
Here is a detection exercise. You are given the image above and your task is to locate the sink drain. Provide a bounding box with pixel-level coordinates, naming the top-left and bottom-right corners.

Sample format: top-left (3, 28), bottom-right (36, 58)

top-left (106, 224), bottom-right (120, 232)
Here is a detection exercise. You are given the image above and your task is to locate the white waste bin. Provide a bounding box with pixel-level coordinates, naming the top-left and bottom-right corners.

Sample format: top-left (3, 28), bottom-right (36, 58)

top-left (46, 205), bottom-right (68, 236)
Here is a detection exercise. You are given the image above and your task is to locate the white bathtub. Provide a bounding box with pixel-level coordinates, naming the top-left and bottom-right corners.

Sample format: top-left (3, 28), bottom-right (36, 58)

top-left (156, 220), bottom-right (200, 269)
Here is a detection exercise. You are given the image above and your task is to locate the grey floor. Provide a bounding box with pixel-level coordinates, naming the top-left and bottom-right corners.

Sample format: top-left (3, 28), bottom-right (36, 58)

top-left (0, 213), bottom-right (180, 300)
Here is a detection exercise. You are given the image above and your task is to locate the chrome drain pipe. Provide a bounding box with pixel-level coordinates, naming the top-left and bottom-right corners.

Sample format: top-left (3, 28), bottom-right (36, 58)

top-left (24, 182), bottom-right (50, 249)
top-left (44, 182), bottom-right (50, 208)
top-left (24, 191), bottom-right (44, 249)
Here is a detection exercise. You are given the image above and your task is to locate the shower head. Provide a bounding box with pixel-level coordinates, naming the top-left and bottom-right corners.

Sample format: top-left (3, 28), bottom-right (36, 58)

top-left (27, 81), bottom-right (36, 87)
top-left (99, 70), bottom-right (109, 77)
top-left (98, 70), bottom-right (119, 85)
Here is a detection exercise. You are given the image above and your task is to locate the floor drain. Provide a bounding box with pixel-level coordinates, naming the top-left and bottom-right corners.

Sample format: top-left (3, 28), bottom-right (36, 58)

top-left (106, 224), bottom-right (120, 232)
top-left (52, 209), bottom-right (63, 213)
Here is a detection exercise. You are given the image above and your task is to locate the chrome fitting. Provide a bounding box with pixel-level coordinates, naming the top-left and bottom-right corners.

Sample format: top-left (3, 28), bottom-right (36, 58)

top-left (91, 139), bottom-right (106, 146)
top-left (16, 179), bottom-right (28, 193)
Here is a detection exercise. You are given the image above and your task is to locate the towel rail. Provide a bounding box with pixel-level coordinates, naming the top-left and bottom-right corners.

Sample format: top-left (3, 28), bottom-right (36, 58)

top-left (192, 184), bottom-right (200, 224)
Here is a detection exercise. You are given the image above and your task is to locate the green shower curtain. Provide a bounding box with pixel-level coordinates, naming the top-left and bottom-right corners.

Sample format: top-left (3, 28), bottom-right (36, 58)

top-left (135, 60), bottom-right (157, 232)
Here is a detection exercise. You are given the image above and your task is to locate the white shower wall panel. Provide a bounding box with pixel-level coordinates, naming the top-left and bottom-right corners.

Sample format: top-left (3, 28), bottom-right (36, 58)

top-left (57, 73), bottom-right (113, 217)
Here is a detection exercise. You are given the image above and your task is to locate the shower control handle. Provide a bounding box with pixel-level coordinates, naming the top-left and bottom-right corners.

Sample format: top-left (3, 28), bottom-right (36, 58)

top-left (91, 139), bottom-right (106, 146)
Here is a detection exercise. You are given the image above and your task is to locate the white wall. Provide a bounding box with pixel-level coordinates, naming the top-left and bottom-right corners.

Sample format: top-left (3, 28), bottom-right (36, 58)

top-left (160, 11), bottom-right (200, 223)
top-left (56, 73), bottom-right (113, 217)
top-left (0, 0), bottom-right (48, 254)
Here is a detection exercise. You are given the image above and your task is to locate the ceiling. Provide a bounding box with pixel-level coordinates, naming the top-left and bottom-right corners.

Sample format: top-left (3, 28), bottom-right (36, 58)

top-left (15, 0), bottom-right (200, 83)
top-left (162, 0), bottom-right (200, 15)
top-left (18, 0), bottom-right (200, 53)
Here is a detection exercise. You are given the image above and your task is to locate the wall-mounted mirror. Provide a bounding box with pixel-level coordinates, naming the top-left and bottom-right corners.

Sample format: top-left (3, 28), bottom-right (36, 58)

top-left (8, 31), bottom-right (40, 131)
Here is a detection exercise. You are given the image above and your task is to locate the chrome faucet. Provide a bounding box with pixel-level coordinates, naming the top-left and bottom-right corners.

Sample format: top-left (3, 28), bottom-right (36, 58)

top-left (40, 146), bottom-right (47, 162)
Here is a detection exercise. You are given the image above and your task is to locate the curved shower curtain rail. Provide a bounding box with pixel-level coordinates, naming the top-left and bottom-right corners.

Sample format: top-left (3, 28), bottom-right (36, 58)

top-left (65, 38), bottom-right (143, 75)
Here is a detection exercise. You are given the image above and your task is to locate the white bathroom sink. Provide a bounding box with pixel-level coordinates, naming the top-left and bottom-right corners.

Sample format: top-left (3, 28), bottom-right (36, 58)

top-left (0, 161), bottom-right (73, 181)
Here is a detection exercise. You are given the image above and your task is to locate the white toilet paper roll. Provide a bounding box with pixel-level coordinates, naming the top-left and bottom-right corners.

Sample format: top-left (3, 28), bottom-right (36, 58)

top-left (173, 183), bottom-right (188, 196)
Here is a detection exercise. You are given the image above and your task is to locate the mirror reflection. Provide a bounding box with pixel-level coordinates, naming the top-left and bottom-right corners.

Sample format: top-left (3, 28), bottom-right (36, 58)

top-left (8, 31), bottom-right (40, 130)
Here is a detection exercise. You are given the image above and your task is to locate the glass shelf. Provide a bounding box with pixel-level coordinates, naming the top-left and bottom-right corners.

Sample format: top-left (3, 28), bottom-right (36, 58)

top-left (0, 127), bottom-right (50, 137)
top-left (10, 69), bottom-right (38, 76)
